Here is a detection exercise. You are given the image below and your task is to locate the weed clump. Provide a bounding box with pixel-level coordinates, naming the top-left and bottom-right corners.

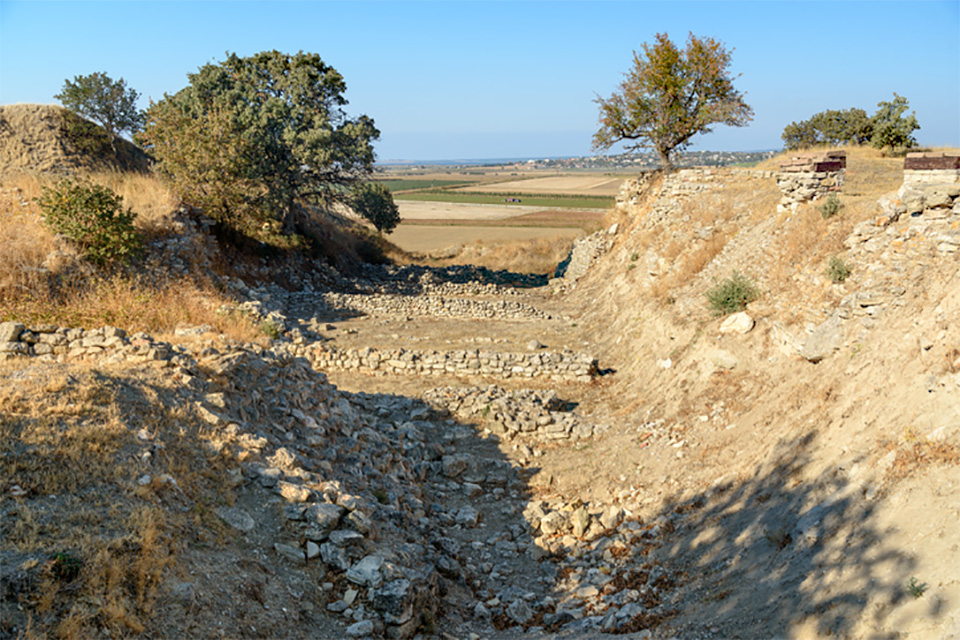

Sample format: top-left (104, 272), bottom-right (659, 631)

top-left (817, 193), bottom-right (843, 219)
top-left (705, 271), bottom-right (759, 316)
top-left (826, 256), bottom-right (852, 283)
top-left (259, 319), bottom-right (282, 340)
top-left (906, 577), bottom-right (928, 599)
top-left (36, 179), bottom-right (143, 266)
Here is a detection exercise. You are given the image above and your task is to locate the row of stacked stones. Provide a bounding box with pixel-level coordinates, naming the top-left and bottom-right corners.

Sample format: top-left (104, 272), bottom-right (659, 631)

top-left (776, 150), bottom-right (846, 213)
top-left (0, 322), bottom-right (173, 363)
top-left (424, 386), bottom-right (609, 442)
top-left (311, 345), bottom-right (600, 384)
top-left (301, 291), bottom-right (555, 321)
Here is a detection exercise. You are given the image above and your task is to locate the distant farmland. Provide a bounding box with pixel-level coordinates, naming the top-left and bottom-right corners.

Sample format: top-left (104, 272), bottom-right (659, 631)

top-left (379, 174), bottom-right (617, 210)
top-left (377, 178), bottom-right (474, 193)
top-left (457, 174), bottom-right (628, 196)
top-left (394, 191), bottom-right (612, 210)
top-left (378, 168), bottom-right (619, 255)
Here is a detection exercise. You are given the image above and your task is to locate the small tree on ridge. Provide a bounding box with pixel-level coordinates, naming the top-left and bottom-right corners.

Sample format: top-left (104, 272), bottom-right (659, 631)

top-left (55, 72), bottom-right (144, 154)
top-left (593, 32), bottom-right (753, 170)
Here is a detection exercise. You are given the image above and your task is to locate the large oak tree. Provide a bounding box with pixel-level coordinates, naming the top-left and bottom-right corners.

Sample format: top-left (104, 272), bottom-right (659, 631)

top-left (593, 33), bottom-right (753, 170)
top-left (140, 51), bottom-right (380, 235)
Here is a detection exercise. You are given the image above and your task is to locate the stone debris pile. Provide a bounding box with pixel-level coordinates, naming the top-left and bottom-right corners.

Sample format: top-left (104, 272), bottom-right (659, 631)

top-left (424, 386), bottom-right (609, 442)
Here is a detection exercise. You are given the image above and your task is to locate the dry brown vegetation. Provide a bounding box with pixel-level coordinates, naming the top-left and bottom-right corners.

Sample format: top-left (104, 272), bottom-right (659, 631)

top-left (400, 233), bottom-right (577, 275)
top-left (0, 171), bottom-right (270, 344)
top-left (0, 361), bottom-right (239, 638)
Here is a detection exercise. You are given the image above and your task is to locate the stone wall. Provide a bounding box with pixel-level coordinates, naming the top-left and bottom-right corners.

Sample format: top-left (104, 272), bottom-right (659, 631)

top-left (847, 152), bottom-right (960, 256)
top-left (552, 228), bottom-right (615, 283)
top-left (777, 151), bottom-right (846, 213)
top-left (304, 291), bottom-right (555, 321)
top-left (0, 322), bottom-right (175, 364)
top-left (311, 345), bottom-right (599, 383)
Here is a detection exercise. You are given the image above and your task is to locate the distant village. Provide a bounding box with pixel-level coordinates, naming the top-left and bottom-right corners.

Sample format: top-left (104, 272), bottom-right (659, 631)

top-left (379, 149), bottom-right (779, 172)
top-left (518, 149), bottom-right (778, 171)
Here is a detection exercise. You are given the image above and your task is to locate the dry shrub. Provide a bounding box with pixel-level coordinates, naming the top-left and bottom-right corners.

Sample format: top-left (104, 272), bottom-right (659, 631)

top-left (662, 238), bottom-right (684, 262)
top-left (886, 427), bottom-right (960, 481)
top-left (768, 203), bottom-right (848, 294)
top-left (676, 230), bottom-right (732, 284)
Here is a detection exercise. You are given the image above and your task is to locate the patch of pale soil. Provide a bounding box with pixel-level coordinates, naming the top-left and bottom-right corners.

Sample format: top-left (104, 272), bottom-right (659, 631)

top-left (388, 224), bottom-right (582, 254)
top-left (396, 200), bottom-right (543, 220)
top-left (458, 175), bottom-right (626, 196)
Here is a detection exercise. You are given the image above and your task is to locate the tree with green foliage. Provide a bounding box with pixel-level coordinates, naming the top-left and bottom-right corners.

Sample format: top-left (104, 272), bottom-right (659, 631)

top-left (593, 32), bottom-right (753, 170)
top-left (351, 182), bottom-right (401, 235)
top-left (36, 179), bottom-right (143, 266)
top-left (55, 72), bottom-right (144, 154)
top-left (139, 50), bottom-right (380, 237)
top-left (781, 108), bottom-right (873, 149)
top-left (781, 93), bottom-right (920, 151)
top-left (869, 93), bottom-right (919, 150)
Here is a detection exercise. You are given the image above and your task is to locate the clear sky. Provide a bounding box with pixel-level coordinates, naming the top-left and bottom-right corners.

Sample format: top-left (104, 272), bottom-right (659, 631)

top-left (1, 1), bottom-right (958, 161)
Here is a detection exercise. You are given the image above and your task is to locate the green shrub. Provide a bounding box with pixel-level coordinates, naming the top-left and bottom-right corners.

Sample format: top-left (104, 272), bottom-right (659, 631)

top-left (36, 179), bottom-right (143, 266)
top-left (817, 193), bottom-right (843, 219)
top-left (826, 256), bottom-right (851, 283)
top-left (706, 271), bottom-right (759, 316)
top-left (259, 319), bottom-right (282, 340)
top-left (50, 552), bottom-right (83, 582)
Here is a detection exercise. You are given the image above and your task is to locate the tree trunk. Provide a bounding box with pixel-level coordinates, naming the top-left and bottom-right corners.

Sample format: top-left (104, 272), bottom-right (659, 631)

top-left (282, 198), bottom-right (298, 235)
top-left (657, 147), bottom-right (674, 172)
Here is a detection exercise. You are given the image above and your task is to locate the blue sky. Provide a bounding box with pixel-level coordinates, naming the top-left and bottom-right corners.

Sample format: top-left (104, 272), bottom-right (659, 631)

top-left (2, 1), bottom-right (958, 161)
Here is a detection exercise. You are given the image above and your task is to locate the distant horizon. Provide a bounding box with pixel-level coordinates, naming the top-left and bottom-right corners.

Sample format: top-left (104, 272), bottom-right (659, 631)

top-left (3, 2), bottom-right (957, 159)
top-left (376, 149), bottom-right (781, 166)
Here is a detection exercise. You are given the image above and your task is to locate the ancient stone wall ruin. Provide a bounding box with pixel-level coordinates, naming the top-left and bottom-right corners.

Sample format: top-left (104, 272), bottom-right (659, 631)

top-left (777, 151), bottom-right (846, 213)
top-left (311, 344), bottom-right (599, 383)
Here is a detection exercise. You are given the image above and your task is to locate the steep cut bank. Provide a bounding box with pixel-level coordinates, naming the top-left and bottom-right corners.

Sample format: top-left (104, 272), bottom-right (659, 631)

top-left (555, 153), bottom-right (959, 638)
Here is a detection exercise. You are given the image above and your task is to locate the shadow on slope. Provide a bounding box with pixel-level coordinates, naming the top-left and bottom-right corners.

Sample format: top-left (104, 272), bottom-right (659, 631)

top-left (652, 430), bottom-right (923, 638)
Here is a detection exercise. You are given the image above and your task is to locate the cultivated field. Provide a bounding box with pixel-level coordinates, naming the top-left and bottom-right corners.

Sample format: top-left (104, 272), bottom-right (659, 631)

top-left (457, 174), bottom-right (627, 196)
top-left (383, 167), bottom-right (616, 257)
top-left (396, 200), bottom-right (545, 221)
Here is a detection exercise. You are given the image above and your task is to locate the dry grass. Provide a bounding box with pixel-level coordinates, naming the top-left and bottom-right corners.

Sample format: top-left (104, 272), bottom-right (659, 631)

top-left (0, 170), bottom-right (267, 343)
top-left (408, 233), bottom-right (577, 275)
top-left (885, 426), bottom-right (960, 482)
top-left (0, 183), bottom-right (59, 302)
top-left (86, 171), bottom-right (180, 238)
top-left (0, 361), bottom-right (236, 638)
top-left (2, 272), bottom-right (266, 343)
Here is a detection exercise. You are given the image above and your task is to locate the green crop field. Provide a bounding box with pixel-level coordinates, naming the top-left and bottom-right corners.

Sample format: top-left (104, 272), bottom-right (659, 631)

top-left (377, 179), bottom-right (473, 193)
top-left (394, 191), bottom-right (613, 210)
